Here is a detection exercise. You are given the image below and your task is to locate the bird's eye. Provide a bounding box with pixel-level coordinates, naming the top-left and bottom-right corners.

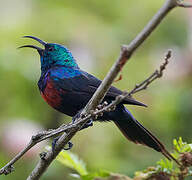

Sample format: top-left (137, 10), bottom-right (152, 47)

top-left (48, 47), bottom-right (54, 51)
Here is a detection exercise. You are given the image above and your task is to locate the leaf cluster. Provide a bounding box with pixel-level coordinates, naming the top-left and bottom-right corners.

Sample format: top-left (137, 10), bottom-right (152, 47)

top-left (56, 137), bottom-right (192, 180)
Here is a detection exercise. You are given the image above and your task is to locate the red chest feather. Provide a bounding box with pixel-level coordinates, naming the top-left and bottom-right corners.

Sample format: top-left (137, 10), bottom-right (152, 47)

top-left (41, 81), bottom-right (63, 108)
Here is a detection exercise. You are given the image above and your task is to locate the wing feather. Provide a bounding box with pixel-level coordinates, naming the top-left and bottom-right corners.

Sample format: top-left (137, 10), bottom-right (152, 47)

top-left (51, 70), bottom-right (146, 107)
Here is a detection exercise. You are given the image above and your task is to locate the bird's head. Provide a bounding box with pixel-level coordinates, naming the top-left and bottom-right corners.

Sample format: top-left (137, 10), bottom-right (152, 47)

top-left (19, 36), bottom-right (79, 71)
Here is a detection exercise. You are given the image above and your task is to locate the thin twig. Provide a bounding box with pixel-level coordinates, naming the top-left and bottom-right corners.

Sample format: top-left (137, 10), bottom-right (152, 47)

top-left (129, 50), bottom-right (171, 95)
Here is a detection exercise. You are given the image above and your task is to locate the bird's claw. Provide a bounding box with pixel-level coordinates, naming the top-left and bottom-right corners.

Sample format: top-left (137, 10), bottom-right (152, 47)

top-left (80, 120), bottom-right (93, 130)
top-left (52, 136), bottom-right (73, 151)
top-left (72, 111), bottom-right (82, 123)
top-left (63, 141), bottom-right (73, 150)
top-left (52, 137), bottom-right (59, 151)
top-left (72, 111), bottom-right (94, 130)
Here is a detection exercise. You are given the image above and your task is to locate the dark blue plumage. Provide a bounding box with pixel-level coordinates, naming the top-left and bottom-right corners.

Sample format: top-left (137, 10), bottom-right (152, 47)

top-left (19, 36), bottom-right (179, 163)
top-left (38, 66), bottom-right (145, 117)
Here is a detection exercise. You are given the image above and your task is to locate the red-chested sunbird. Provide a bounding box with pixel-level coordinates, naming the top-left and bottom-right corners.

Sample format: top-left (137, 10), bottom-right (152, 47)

top-left (19, 36), bottom-right (179, 164)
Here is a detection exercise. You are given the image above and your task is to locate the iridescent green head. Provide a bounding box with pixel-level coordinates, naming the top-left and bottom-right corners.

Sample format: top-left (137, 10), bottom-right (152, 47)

top-left (19, 36), bottom-right (79, 71)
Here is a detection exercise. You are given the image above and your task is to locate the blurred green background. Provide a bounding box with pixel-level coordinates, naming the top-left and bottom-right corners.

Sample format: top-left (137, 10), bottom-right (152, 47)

top-left (0, 0), bottom-right (192, 179)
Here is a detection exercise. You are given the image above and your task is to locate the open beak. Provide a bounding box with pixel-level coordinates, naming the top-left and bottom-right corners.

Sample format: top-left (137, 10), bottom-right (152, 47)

top-left (18, 36), bottom-right (47, 56)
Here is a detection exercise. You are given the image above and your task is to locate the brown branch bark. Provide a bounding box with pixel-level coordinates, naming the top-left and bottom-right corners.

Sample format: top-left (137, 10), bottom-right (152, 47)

top-left (0, 0), bottom-right (191, 179)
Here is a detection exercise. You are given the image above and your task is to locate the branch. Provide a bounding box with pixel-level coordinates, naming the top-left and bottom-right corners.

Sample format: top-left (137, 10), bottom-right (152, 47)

top-left (0, 0), bottom-right (191, 179)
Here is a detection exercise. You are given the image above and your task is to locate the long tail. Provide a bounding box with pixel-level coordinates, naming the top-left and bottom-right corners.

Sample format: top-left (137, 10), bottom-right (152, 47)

top-left (113, 107), bottom-right (180, 165)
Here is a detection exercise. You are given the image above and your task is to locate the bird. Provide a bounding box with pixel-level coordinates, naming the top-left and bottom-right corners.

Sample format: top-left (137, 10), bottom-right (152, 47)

top-left (19, 36), bottom-right (179, 164)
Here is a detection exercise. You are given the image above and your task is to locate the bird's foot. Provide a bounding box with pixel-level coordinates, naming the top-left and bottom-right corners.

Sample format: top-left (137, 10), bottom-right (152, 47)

top-left (63, 141), bottom-right (73, 150)
top-left (72, 116), bottom-right (93, 130)
top-left (72, 111), bottom-right (83, 123)
top-left (80, 120), bottom-right (93, 130)
top-left (72, 111), bottom-right (94, 130)
top-left (52, 136), bottom-right (73, 151)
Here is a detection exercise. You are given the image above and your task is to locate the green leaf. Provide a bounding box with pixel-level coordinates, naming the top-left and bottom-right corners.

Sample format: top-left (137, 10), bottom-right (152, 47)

top-left (55, 149), bottom-right (110, 179)
top-left (156, 159), bottom-right (173, 174)
top-left (173, 138), bottom-right (180, 152)
top-left (56, 150), bottom-right (88, 176)
top-left (81, 170), bottom-right (110, 180)
top-left (173, 137), bottom-right (192, 153)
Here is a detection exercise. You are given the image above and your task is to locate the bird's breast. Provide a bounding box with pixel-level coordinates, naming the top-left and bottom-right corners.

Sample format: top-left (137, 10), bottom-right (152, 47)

top-left (41, 80), bottom-right (65, 109)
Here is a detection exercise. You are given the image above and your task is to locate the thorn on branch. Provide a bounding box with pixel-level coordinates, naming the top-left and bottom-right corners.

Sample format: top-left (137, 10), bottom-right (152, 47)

top-left (158, 50), bottom-right (172, 77)
top-left (114, 74), bottom-right (122, 82)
